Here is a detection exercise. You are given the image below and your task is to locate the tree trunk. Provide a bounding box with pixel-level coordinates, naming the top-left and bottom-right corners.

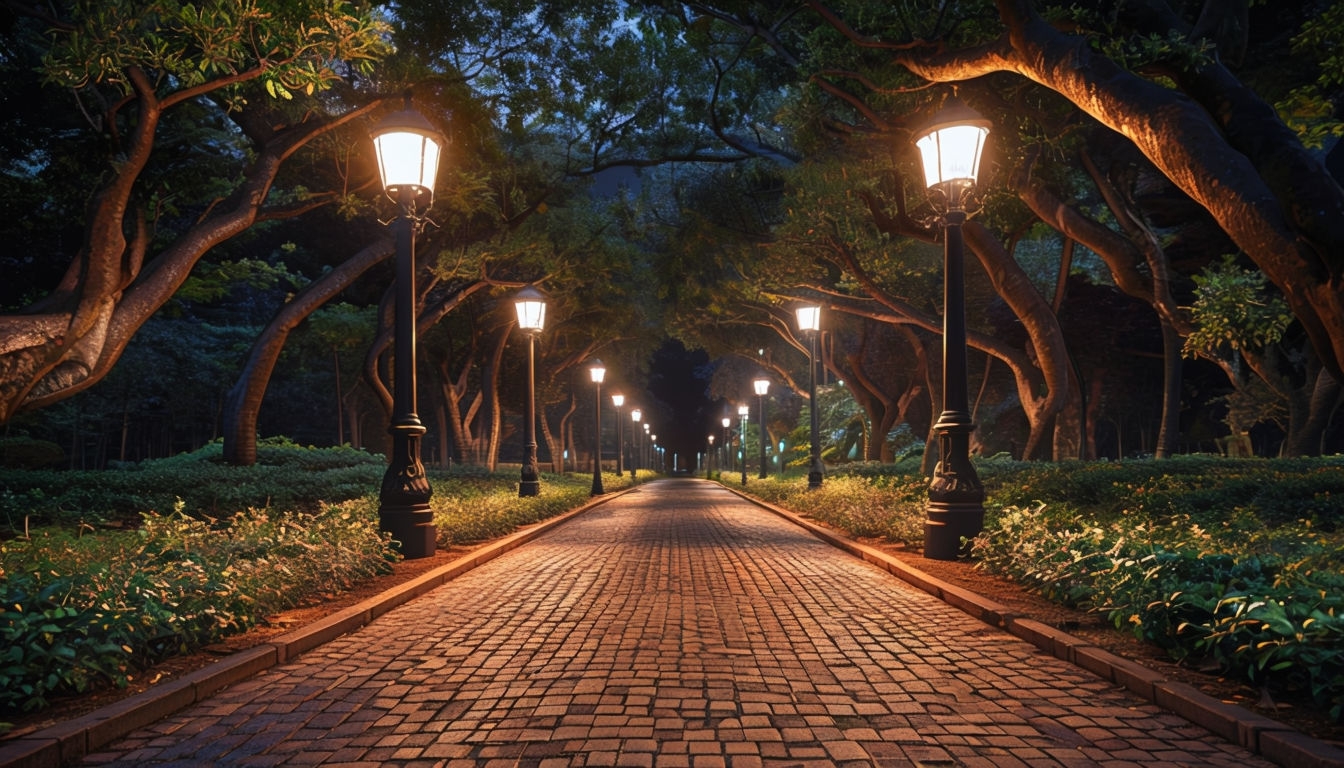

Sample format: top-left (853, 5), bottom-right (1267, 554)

top-left (223, 240), bottom-right (393, 465)
top-left (1154, 320), bottom-right (1183, 459)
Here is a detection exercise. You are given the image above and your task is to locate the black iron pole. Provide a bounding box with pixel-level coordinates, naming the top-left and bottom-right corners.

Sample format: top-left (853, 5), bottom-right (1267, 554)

top-left (614, 404), bottom-right (624, 477)
top-left (758, 394), bottom-right (768, 479)
top-left (924, 195), bottom-right (985, 559)
top-left (740, 415), bottom-right (747, 486)
top-left (591, 381), bottom-right (605, 496)
top-left (378, 187), bottom-right (435, 558)
top-left (807, 331), bottom-right (823, 489)
top-left (519, 332), bottom-right (540, 497)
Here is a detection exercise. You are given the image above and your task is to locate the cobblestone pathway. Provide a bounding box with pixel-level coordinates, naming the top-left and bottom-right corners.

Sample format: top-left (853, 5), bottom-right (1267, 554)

top-left (81, 479), bottom-right (1271, 767)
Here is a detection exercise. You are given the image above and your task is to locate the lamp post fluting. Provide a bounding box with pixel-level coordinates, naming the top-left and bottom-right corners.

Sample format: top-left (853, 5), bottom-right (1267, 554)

top-left (796, 305), bottom-right (824, 489)
top-left (612, 394), bottom-right (625, 477)
top-left (370, 93), bottom-right (442, 559)
top-left (737, 404), bottom-right (749, 485)
top-left (753, 378), bottom-right (770, 479)
top-left (514, 286), bottom-right (547, 497)
top-left (914, 96), bottom-right (990, 560)
top-left (589, 360), bottom-right (606, 496)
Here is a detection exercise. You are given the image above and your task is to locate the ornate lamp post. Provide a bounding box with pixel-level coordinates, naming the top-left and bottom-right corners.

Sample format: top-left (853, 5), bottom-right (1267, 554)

top-left (588, 360), bottom-right (606, 496)
top-left (611, 393), bottom-right (625, 477)
top-left (796, 305), bottom-right (824, 489)
top-left (737, 404), bottom-right (749, 485)
top-left (913, 96), bottom-right (990, 560)
top-left (753, 378), bottom-right (770, 479)
top-left (370, 93), bottom-right (442, 559)
top-left (514, 285), bottom-right (548, 497)
top-left (630, 408), bottom-right (642, 480)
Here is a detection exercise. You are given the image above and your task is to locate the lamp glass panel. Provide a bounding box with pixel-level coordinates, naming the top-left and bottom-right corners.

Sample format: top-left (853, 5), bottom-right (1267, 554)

top-left (916, 124), bottom-right (987, 188)
top-left (514, 299), bottom-right (546, 331)
top-left (373, 132), bottom-right (440, 194)
top-left (795, 306), bottom-right (820, 332)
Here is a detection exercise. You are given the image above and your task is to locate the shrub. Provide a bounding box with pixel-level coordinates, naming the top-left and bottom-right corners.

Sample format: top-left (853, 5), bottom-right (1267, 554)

top-left (1, 501), bottom-right (393, 718)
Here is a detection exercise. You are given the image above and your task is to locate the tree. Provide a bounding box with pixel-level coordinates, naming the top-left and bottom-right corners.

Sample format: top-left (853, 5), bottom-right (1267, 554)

top-left (0, 0), bottom-right (391, 423)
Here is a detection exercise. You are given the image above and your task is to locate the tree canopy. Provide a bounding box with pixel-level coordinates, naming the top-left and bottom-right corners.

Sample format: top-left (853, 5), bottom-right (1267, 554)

top-left (2, 0), bottom-right (1341, 464)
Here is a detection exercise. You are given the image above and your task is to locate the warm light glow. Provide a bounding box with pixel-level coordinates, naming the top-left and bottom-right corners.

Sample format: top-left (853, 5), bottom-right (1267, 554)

top-left (796, 305), bottom-right (821, 332)
top-left (589, 359), bottom-right (606, 384)
top-left (513, 286), bottom-right (547, 332)
top-left (708, 435), bottom-right (715, 444)
top-left (644, 423), bottom-right (651, 432)
top-left (370, 94), bottom-right (443, 203)
top-left (753, 378), bottom-right (770, 396)
top-left (612, 394), bottom-right (625, 408)
top-left (914, 97), bottom-right (990, 191)
top-left (721, 417), bottom-right (731, 428)
top-left (738, 404), bottom-right (749, 417)
top-left (631, 408), bottom-right (642, 422)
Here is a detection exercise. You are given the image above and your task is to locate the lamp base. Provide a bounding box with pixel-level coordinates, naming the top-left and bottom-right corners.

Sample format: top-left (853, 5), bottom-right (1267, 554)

top-left (379, 502), bottom-right (436, 559)
top-left (519, 480), bottom-right (540, 497)
top-left (923, 499), bottom-right (984, 560)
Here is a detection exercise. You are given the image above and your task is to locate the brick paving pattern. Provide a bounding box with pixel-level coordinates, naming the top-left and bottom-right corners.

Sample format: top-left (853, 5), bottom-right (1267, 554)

top-left (80, 480), bottom-right (1272, 767)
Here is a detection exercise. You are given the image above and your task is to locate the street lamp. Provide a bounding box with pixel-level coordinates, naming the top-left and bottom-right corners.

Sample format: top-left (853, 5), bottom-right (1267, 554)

top-left (753, 378), bottom-right (770, 479)
top-left (796, 304), bottom-right (824, 489)
top-left (588, 360), bottom-right (606, 496)
top-left (706, 434), bottom-right (715, 478)
top-left (514, 285), bottom-right (548, 497)
top-left (644, 422), bottom-right (652, 470)
top-left (913, 96), bottom-right (990, 560)
top-left (720, 416), bottom-right (731, 476)
top-left (631, 408), bottom-right (642, 480)
top-left (611, 393), bottom-right (625, 477)
top-left (737, 404), bottom-right (749, 485)
top-left (370, 93), bottom-right (442, 559)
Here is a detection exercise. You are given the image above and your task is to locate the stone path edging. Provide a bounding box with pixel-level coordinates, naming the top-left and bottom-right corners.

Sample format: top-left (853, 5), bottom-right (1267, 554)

top-left (721, 483), bottom-right (1344, 768)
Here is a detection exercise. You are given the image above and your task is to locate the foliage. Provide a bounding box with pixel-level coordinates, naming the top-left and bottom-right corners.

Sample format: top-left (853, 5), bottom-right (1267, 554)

top-left (40, 0), bottom-right (390, 106)
top-left (0, 457), bottom-right (639, 726)
top-left (0, 440), bottom-right (385, 534)
top-left (431, 470), bottom-right (633, 547)
top-left (735, 455), bottom-right (1344, 721)
top-left (746, 474), bottom-right (926, 546)
top-left (0, 436), bottom-right (65, 470)
top-left (1183, 256), bottom-right (1294, 359)
top-left (1, 499), bottom-right (394, 719)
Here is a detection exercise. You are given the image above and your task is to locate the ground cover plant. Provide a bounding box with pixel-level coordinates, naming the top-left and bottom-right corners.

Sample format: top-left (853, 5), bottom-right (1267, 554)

top-left (741, 455), bottom-right (1344, 721)
top-left (0, 442), bottom-right (633, 730)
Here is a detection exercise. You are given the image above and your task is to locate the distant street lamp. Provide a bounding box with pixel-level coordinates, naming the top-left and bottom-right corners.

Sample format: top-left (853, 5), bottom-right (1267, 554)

top-left (914, 96), bottom-right (990, 560)
top-left (706, 434), bottom-right (715, 478)
top-left (720, 416), bottom-right (731, 477)
top-left (737, 404), bottom-right (749, 485)
top-left (644, 422), bottom-right (652, 469)
top-left (796, 305), bottom-right (824, 489)
top-left (370, 93), bottom-right (442, 559)
top-left (753, 378), bottom-right (770, 479)
top-left (611, 393), bottom-right (625, 477)
top-left (514, 285), bottom-right (548, 497)
top-left (588, 359), bottom-right (606, 496)
top-left (631, 408), bottom-right (642, 480)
